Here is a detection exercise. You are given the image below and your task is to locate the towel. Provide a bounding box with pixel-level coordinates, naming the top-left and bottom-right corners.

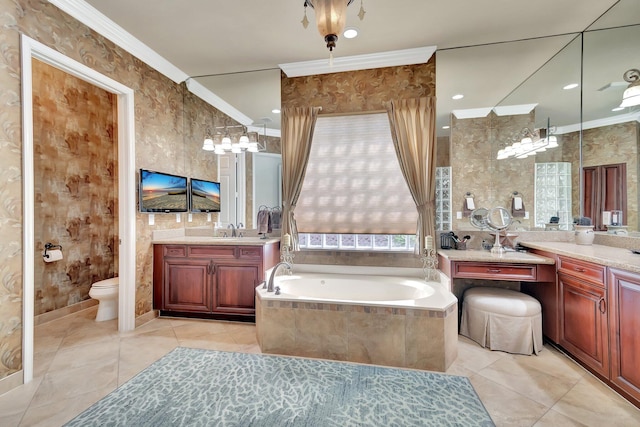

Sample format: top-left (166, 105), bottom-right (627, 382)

top-left (511, 196), bottom-right (525, 217)
top-left (270, 210), bottom-right (281, 230)
top-left (463, 197), bottom-right (475, 217)
top-left (257, 210), bottom-right (271, 234)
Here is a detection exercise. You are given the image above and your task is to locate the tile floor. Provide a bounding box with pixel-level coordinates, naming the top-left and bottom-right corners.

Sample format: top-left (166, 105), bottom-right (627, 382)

top-left (1, 306), bottom-right (639, 427)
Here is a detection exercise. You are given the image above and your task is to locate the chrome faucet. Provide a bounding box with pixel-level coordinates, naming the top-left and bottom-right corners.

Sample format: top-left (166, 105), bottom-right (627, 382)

top-left (267, 262), bottom-right (291, 292)
top-left (227, 223), bottom-right (236, 237)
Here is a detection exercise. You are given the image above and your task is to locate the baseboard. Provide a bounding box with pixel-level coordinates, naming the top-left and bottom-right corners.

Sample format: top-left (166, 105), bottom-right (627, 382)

top-left (135, 310), bottom-right (159, 328)
top-left (34, 299), bottom-right (99, 326)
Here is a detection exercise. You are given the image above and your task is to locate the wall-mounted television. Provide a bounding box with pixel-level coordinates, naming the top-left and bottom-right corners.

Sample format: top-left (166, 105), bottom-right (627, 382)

top-left (190, 178), bottom-right (221, 213)
top-left (139, 169), bottom-right (188, 213)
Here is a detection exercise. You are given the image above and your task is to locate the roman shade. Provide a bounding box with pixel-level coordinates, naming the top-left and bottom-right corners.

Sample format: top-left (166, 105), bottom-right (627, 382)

top-left (295, 113), bottom-right (418, 234)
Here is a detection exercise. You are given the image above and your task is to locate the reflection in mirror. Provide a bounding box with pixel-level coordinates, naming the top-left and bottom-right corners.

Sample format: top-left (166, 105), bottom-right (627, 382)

top-left (582, 20), bottom-right (640, 232)
top-left (487, 207), bottom-right (512, 231)
top-left (491, 35), bottom-right (582, 232)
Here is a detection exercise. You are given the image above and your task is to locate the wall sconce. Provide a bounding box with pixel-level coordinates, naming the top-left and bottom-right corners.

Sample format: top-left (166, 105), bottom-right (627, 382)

top-left (620, 69), bottom-right (640, 108)
top-left (202, 124), bottom-right (267, 155)
top-left (301, 0), bottom-right (365, 52)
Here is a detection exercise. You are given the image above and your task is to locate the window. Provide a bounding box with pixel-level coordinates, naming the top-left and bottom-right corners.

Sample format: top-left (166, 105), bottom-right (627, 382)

top-left (295, 113), bottom-right (418, 251)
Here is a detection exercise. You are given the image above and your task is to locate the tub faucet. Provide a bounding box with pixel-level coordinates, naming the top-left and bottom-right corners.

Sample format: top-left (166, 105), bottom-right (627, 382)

top-left (267, 262), bottom-right (291, 292)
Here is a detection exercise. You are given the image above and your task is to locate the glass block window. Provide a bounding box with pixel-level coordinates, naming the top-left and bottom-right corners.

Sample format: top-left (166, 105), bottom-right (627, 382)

top-left (435, 166), bottom-right (452, 231)
top-left (298, 233), bottom-right (415, 252)
top-left (534, 162), bottom-right (572, 230)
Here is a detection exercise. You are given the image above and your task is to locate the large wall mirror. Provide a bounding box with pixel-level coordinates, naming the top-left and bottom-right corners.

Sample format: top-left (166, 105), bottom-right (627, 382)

top-left (445, 0), bottom-right (640, 234)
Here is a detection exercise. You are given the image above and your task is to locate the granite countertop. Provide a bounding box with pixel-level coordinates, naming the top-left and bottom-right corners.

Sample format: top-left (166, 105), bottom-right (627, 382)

top-left (438, 249), bottom-right (555, 265)
top-left (152, 236), bottom-right (281, 246)
top-left (519, 241), bottom-right (640, 274)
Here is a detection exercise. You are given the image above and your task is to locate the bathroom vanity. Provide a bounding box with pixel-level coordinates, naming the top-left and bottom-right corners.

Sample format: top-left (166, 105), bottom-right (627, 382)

top-left (519, 242), bottom-right (640, 409)
top-left (440, 242), bottom-right (640, 409)
top-left (152, 237), bottom-right (280, 322)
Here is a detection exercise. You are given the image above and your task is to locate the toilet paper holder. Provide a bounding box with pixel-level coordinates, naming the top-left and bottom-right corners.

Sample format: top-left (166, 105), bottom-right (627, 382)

top-left (43, 242), bottom-right (62, 259)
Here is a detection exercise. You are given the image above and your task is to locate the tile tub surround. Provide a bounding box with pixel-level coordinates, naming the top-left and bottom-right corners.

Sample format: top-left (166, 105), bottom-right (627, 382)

top-left (256, 265), bottom-right (458, 372)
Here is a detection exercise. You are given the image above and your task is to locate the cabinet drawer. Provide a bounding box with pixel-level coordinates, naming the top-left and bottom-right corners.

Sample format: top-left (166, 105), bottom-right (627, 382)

top-left (188, 246), bottom-right (237, 258)
top-left (163, 245), bottom-right (187, 257)
top-left (558, 256), bottom-right (606, 286)
top-left (238, 247), bottom-right (262, 259)
top-left (453, 262), bottom-right (537, 281)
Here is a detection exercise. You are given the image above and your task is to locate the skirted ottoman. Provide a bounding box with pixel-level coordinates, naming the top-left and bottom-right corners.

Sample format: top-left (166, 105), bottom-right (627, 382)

top-left (460, 287), bottom-right (543, 355)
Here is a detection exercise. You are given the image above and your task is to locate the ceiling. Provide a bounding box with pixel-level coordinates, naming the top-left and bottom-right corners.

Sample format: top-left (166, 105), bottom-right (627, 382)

top-left (73, 0), bottom-right (634, 135)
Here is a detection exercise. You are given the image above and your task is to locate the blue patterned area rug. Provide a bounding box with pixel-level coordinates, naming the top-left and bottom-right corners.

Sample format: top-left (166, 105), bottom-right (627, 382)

top-left (65, 347), bottom-right (494, 427)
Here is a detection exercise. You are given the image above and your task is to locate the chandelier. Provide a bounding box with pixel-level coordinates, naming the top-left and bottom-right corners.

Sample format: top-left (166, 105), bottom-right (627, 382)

top-left (620, 69), bottom-right (640, 108)
top-left (202, 124), bottom-right (266, 155)
top-left (301, 0), bottom-right (365, 52)
top-left (496, 127), bottom-right (558, 160)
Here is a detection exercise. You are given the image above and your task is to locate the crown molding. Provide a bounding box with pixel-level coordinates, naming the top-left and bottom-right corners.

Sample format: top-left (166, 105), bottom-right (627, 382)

top-left (48, 0), bottom-right (188, 84)
top-left (452, 107), bottom-right (492, 119)
top-left (493, 103), bottom-right (538, 116)
top-left (279, 46), bottom-right (436, 77)
top-left (556, 111), bottom-right (640, 134)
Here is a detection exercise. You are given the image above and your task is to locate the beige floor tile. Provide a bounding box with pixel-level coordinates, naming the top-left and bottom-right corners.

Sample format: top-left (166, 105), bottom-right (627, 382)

top-left (0, 376), bottom-right (43, 425)
top-left (470, 374), bottom-right (550, 427)
top-left (477, 355), bottom-right (579, 407)
top-left (533, 409), bottom-right (589, 426)
top-left (19, 385), bottom-right (113, 427)
top-left (47, 337), bottom-right (120, 373)
top-left (29, 359), bottom-right (118, 409)
top-left (7, 307), bottom-right (639, 427)
top-left (454, 335), bottom-right (507, 373)
top-left (551, 374), bottom-right (640, 427)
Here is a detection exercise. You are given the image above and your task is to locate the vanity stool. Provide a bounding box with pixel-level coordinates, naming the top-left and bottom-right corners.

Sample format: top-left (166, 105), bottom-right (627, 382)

top-left (460, 287), bottom-right (543, 355)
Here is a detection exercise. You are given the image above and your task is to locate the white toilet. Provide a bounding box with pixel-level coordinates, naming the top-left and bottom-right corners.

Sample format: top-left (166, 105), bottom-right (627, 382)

top-left (89, 277), bottom-right (119, 321)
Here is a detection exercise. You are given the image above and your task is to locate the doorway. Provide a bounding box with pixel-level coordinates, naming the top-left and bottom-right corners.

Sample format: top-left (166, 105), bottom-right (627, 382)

top-left (21, 35), bottom-right (136, 384)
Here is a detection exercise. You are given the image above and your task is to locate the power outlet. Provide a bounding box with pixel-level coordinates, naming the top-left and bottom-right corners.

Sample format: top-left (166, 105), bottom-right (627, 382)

top-left (524, 211), bottom-right (529, 219)
top-left (456, 211), bottom-right (462, 219)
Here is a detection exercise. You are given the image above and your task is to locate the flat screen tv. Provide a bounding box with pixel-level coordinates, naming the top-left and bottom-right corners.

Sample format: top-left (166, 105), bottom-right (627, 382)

top-left (190, 178), bottom-right (221, 213)
top-left (139, 169), bottom-right (188, 213)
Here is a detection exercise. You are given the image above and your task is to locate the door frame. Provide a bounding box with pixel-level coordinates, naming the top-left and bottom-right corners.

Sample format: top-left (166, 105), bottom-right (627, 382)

top-left (20, 35), bottom-right (136, 384)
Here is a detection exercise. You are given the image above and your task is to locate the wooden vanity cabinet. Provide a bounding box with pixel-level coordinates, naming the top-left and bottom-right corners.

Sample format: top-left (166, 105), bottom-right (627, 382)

top-left (557, 256), bottom-right (609, 377)
top-left (153, 242), bottom-right (279, 321)
top-left (608, 268), bottom-right (640, 404)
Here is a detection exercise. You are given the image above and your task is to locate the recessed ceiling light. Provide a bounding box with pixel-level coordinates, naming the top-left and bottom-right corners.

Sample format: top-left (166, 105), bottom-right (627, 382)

top-left (343, 27), bottom-right (358, 39)
top-left (272, 108), bottom-right (281, 114)
top-left (452, 94), bottom-right (464, 100)
top-left (442, 125), bottom-right (450, 129)
top-left (612, 106), bottom-right (624, 112)
top-left (563, 83), bottom-right (579, 90)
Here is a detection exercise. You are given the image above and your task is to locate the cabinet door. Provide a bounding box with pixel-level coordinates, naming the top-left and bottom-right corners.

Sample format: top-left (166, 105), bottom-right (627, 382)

top-left (163, 258), bottom-right (212, 313)
top-left (609, 268), bottom-right (640, 403)
top-left (559, 272), bottom-right (609, 375)
top-left (213, 263), bottom-right (260, 314)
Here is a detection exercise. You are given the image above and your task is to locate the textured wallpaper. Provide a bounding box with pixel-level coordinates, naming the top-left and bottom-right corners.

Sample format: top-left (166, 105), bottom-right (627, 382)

top-left (32, 59), bottom-right (117, 315)
top-left (451, 111), bottom-right (536, 230)
top-left (281, 61), bottom-right (436, 113)
top-left (0, 0), bottom-right (243, 381)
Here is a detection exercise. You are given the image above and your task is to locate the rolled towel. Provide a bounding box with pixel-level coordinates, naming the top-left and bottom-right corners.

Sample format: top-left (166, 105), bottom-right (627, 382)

top-left (511, 196), bottom-right (525, 217)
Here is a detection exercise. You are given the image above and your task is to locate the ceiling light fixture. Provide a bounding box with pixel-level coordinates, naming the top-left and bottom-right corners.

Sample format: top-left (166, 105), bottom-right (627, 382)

top-left (343, 27), bottom-right (358, 39)
top-left (452, 94), bottom-right (464, 100)
top-left (271, 108), bottom-right (281, 114)
top-left (563, 83), bottom-right (579, 90)
top-left (496, 125), bottom-right (558, 160)
top-left (302, 0), bottom-right (365, 52)
top-left (620, 68), bottom-right (640, 108)
top-left (202, 124), bottom-right (267, 155)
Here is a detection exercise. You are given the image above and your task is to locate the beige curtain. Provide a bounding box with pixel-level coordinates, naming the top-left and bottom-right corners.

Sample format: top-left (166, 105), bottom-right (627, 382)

top-left (281, 106), bottom-right (321, 250)
top-left (386, 97), bottom-right (437, 252)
